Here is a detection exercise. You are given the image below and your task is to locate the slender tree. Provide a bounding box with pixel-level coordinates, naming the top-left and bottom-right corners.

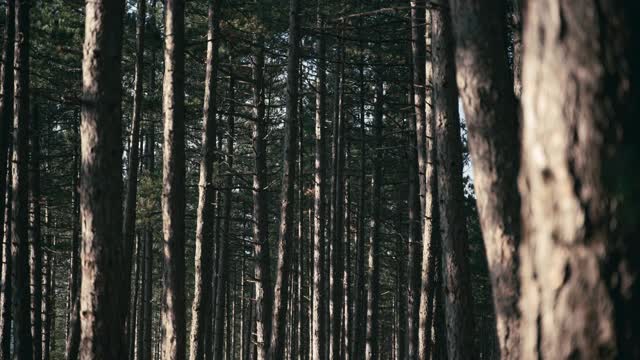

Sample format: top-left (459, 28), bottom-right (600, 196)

top-left (519, 1), bottom-right (640, 358)
top-left (448, 0), bottom-right (521, 357)
top-left (78, 0), bottom-right (126, 358)
top-left (160, 0), bottom-right (187, 359)
top-left (432, 4), bottom-right (475, 358)
top-left (311, 10), bottom-right (327, 360)
top-left (188, 0), bottom-right (221, 358)
top-left (29, 106), bottom-right (43, 360)
top-left (268, 0), bottom-right (299, 357)
top-left (0, 145), bottom-right (13, 360)
top-left (11, 0), bottom-right (34, 357)
top-left (364, 74), bottom-right (383, 360)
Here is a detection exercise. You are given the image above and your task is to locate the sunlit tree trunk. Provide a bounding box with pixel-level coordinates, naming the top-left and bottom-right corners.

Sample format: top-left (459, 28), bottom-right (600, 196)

top-left (189, 1), bottom-right (221, 359)
top-left (519, 1), bottom-right (640, 357)
top-left (160, 0), bottom-right (187, 359)
top-left (78, 0), bottom-right (126, 358)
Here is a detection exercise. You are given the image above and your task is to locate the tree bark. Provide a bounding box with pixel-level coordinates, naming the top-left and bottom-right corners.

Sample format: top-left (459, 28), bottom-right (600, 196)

top-left (212, 71), bottom-right (236, 360)
top-left (364, 74), bottom-right (383, 360)
top-left (29, 106), bottom-right (43, 360)
top-left (11, 0), bottom-right (33, 357)
top-left (0, 0), bottom-right (14, 266)
top-left (79, 0), bottom-right (126, 358)
top-left (0, 142), bottom-right (13, 360)
top-left (160, 0), bottom-right (186, 359)
top-left (65, 128), bottom-right (80, 360)
top-left (448, 0), bottom-right (521, 358)
top-left (268, 0), bottom-right (299, 357)
top-left (431, 4), bottom-right (475, 358)
top-left (123, 1), bottom-right (147, 352)
top-left (311, 11), bottom-right (327, 360)
top-left (189, 1), bottom-right (221, 359)
top-left (519, 1), bottom-right (640, 358)
top-left (252, 15), bottom-right (272, 360)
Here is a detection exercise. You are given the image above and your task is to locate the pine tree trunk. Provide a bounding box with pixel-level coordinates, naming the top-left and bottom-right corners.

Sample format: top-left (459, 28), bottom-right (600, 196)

top-left (432, 4), bottom-right (475, 358)
top-left (29, 106), bottom-right (43, 360)
top-left (123, 1), bottom-right (146, 351)
top-left (160, 0), bottom-right (186, 358)
top-left (11, 0), bottom-right (34, 357)
top-left (448, 1), bottom-right (521, 357)
top-left (519, 1), bottom-right (640, 357)
top-left (364, 74), bottom-right (383, 360)
top-left (329, 32), bottom-right (346, 360)
top-left (0, 0), bottom-right (14, 265)
top-left (65, 130), bottom-right (80, 360)
top-left (252, 22), bottom-right (272, 360)
top-left (311, 10), bottom-right (327, 360)
top-left (0, 143), bottom-right (13, 360)
top-left (268, 0), bottom-right (299, 357)
top-left (79, 0), bottom-right (126, 358)
top-left (213, 73), bottom-right (236, 360)
top-left (189, 1), bottom-right (221, 359)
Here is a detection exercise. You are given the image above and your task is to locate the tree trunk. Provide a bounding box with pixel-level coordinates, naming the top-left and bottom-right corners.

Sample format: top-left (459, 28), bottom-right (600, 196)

top-left (160, 0), bottom-right (186, 358)
top-left (268, 0), bottom-right (299, 357)
top-left (311, 11), bottom-right (327, 360)
top-left (252, 17), bottom-right (272, 360)
top-left (330, 31), bottom-right (346, 360)
top-left (29, 106), bottom-right (43, 360)
top-left (123, 0), bottom-right (147, 352)
top-left (519, 1), bottom-right (640, 357)
top-left (189, 1), bottom-right (221, 359)
top-left (65, 128), bottom-right (80, 360)
top-left (364, 74), bottom-right (383, 360)
top-left (213, 72), bottom-right (236, 360)
top-left (432, 4), bottom-right (475, 358)
top-left (11, 0), bottom-right (33, 357)
top-left (448, 0), bottom-right (521, 358)
top-left (0, 142), bottom-right (13, 360)
top-left (79, 0), bottom-right (126, 358)
top-left (0, 0), bottom-right (14, 267)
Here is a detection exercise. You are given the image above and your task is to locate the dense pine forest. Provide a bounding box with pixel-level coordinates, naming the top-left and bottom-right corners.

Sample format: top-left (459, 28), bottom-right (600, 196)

top-left (0, 0), bottom-right (638, 359)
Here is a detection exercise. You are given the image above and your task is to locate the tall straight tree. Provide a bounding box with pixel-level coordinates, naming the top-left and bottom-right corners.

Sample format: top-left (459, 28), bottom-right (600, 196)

top-left (78, 0), bottom-right (126, 358)
top-left (188, 0), bottom-right (221, 359)
top-left (311, 10), bottom-right (327, 360)
top-left (268, 0), bottom-right (299, 357)
top-left (252, 10), bottom-right (272, 360)
top-left (431, 4), bottom-right (475, 358)
top-left (11, 0), bottom-right (33, 358)
top-left (123, 0), bottom-right (147, 349)
top-left (519, 1), bottom-right (640, 358)
top-left (0, 2), bottom-right (14, 358)
top-left (0, 0), bottom-right (14, 261)
top-left (364, 74), bottom-right (383, 360)
top-left (448, 0), bottom-right (521, 358)
top-left (29, 107), bottom-right (43, 360)
top-left (160, 0), bottom-right (187, 359)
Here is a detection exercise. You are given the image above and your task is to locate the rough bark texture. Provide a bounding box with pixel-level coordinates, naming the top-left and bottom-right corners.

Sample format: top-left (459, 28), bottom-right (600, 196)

top-left (252, 17), bottom-right (272, 360)
top-left (364, 75), bottom-right (383, 360)
top-left (79, 0), bottom-right (126, 358)
top-left (311, 12), bottom-right (327, 360)
top-left (448, 0), bottom-right (521, 358)
top-left (160, 0), bottom-right (186, 359)
top-left (188, 1), bottom-right (221, 359)
top-left (519, 1), bottom-right (640, 358)
top-left (431, 4), bottom-right (475, 359)
top-left (0, 144), bottom-right (13, 360)
top-left (267, 0), bottom-right (299, 357)
top-left (11, 0), bottom-right (33, 358)
top-left (417, 10), bottom-right (438, 360)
